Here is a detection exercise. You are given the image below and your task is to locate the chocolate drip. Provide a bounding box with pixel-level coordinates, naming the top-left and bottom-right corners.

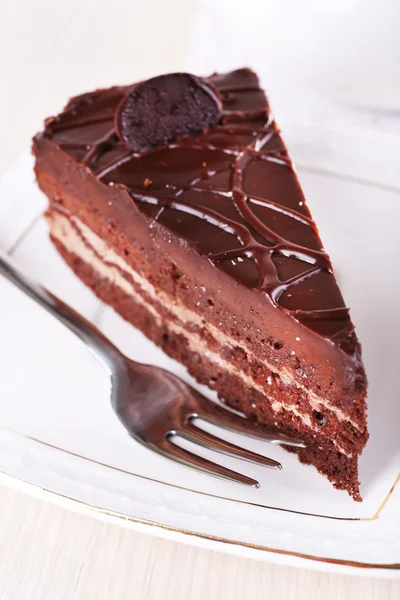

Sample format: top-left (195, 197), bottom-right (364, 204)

top-left (82, 128), bottom-right (116, 168)
top-left (40, 69), bottom-right (355, 343)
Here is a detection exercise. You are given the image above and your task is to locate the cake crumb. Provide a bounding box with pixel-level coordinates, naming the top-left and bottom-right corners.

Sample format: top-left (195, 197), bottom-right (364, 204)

top-left (108, 182), bottom-right (115, 187)
top-left (291, 350), bottom-right (295, 355)
top-left (196, 301), bottom-right (200, 306)
top-left (231, 260), bottom-right (236, 265)
top-left (299, 201), bottom-right (303, 206)
top-left (143, 178), bottom-right (152, 188)
top-left (202, 161), bottom-right (207, 168)
top-left (237, 257), bottom-right (244, 262)
top-left (296, 337), bottom-right (301, 341)
top-left (200, 285), bottom-right (206, 292)
top-left (251, 403), bottom-right (256, 408)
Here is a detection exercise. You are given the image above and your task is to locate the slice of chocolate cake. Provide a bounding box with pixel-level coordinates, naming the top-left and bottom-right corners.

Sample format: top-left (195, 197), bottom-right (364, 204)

top-left (33, 68), bottom-right (368, 500)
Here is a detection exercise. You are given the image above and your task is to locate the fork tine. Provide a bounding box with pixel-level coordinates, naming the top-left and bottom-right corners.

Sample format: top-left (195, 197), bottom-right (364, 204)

top-left (177, 422), bottom-right (282, 469)
top-left (194, 403), bottom-right (306, 448)
top-left (156, 437), bottom-right (260, 487)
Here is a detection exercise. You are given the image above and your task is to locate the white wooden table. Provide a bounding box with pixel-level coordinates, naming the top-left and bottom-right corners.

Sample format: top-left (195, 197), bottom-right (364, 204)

top-left (1, 2), bottom-right (399, 598)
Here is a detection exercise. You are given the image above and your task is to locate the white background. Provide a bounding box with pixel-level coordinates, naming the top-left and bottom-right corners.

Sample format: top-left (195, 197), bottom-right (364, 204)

top-left (1, 1), bottom-right (399, 598)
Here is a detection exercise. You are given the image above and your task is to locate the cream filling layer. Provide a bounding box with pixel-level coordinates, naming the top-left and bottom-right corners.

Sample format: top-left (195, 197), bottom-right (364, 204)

top-left (50, 212), bottom-right (355, 456)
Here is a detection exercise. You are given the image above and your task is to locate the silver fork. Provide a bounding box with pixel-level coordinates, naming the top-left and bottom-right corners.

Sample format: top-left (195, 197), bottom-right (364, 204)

top-left (0, 250), bottom-right (305, 487)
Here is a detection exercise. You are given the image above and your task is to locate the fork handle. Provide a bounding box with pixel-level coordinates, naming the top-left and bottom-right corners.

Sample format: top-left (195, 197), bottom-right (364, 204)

top-left (0, 249), bottom-right (122, 372)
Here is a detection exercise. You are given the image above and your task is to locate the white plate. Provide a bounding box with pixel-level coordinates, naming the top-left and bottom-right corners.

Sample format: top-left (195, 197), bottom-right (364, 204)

top-left (0, 129), bottom-right (399, 578)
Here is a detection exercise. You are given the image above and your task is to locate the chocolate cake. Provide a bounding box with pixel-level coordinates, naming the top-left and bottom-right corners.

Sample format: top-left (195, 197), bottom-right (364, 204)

top-left (33, 68), bottom-right (368, 500)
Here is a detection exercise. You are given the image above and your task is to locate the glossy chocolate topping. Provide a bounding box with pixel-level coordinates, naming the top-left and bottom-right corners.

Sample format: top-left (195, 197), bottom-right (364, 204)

top-left (115, 73), bottom-right (222, 151)
top-left (39, 68), bottom-right (357, 349)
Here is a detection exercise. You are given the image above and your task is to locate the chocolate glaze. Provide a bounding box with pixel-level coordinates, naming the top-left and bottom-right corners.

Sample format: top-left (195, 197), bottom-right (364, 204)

top-left (38, 68), bottom-right (359, 350)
